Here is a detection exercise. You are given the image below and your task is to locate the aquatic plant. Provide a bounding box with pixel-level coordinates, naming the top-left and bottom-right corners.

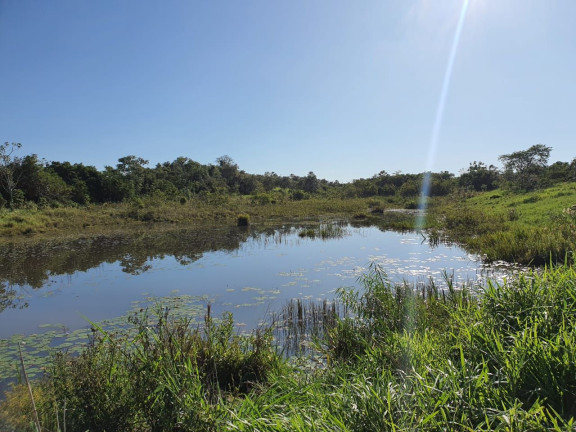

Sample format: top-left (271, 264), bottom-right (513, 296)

top-left (296, 222), bottom-right (348, 240)
top-left (269, 298), bottom-right (344, 357)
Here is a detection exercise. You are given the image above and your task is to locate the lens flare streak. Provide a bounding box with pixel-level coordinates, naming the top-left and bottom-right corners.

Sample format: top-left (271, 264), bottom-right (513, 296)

top-left (417, 0), bottom-right (471, 230)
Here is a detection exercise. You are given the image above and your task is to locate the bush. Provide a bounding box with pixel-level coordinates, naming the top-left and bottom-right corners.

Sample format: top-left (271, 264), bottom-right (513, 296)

top-left (237, 213), bottom-right (250, 226)
top-left (290, 190), bottom-right (308, 201)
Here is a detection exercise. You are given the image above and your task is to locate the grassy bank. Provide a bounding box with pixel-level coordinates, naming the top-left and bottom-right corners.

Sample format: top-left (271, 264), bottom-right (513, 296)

top-left (431, 182), bottom-right (576, 265)
top-left (2, 262), bottom-right (576, 431)
top-left (2, 182), bottom-right (576, 264)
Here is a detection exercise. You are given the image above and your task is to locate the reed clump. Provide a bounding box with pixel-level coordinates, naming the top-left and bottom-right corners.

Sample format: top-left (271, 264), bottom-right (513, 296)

top-left (269, 298), bottom-right (344, 356)
top-left (297, 222), bottom-right (348, 240)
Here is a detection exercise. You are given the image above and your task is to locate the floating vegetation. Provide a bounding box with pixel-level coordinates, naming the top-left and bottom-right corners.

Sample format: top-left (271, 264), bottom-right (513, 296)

top-left (278, 271), bottom-right (305, 278)
top-left (0, 294), bottom-right (207, 385)
top-left (241, 286), bottom-right (262, 292)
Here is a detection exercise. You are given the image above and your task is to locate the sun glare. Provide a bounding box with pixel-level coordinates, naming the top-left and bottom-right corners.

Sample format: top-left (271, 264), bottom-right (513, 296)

top-left (416, 0), bottom-right (471, 230)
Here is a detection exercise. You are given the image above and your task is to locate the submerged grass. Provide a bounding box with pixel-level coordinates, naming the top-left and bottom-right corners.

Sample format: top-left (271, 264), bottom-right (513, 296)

top-left (3, 261), bottom-right (576, 430)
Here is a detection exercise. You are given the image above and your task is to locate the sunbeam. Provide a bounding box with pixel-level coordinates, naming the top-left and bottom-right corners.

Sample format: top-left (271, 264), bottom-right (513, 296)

top-left (416, 0), bottom-right (471, 230)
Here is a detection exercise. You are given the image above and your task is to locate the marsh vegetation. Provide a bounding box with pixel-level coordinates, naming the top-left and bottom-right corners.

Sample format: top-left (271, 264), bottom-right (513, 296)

top-left (3, 262), bottom-right (576, 431)
top-left (1, 145), bottom-right (576, 430)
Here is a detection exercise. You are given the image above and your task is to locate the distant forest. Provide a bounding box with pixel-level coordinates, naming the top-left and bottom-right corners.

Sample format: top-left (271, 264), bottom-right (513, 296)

top-left (0, 143), bottom-right (574, 209)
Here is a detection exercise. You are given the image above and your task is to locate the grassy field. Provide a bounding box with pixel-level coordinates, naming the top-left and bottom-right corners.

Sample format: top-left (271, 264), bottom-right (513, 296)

top-left (2, 262), bottom-right (576, 431)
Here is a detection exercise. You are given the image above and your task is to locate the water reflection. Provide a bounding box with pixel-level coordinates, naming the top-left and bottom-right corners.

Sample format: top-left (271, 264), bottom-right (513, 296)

top-left (0, 221), bottom-right (521, 389)
top-left (0, 223), bottom-right (353, 312)
top-left (0, 221), bottom-right (514, 325)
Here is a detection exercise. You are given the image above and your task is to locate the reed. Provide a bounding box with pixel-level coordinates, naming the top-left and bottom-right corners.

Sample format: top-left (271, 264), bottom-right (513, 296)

top-left (269, 298), bottom-right (345, 356)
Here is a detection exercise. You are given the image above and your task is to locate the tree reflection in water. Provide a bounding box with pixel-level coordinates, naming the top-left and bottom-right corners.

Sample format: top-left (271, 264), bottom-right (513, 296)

top-left (0, 222), bottom-right (350, 313)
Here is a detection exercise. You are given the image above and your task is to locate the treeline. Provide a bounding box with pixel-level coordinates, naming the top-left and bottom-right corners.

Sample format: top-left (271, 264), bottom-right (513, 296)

top-left (349, 145), bottom-right (576, 198)
top-left (0, 142), bottom-right (574, 209)
top-left (0, 148), bottom-right (336, 208)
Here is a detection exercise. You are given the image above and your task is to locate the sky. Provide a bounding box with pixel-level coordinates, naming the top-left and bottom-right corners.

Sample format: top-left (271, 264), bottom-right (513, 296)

top-left (1, 0), bottom-right (575, 182)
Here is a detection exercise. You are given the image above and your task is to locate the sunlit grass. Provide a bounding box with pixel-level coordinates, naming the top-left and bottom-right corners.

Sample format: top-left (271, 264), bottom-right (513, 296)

top-left (432, 182), bottom-right (576, 264)
top-left (3, 262), bottom-right (576, 430)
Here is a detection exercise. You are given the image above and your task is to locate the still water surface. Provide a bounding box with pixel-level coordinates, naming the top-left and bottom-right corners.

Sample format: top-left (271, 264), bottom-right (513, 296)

top-left (0, 221), bottom-right (510, 341)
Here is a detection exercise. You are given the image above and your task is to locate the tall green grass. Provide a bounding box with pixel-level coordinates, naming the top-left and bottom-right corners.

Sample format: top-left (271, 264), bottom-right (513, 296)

top-left (3, 262), bottom-right (576, 430)
top-left (227, 262), bottom-right (576, 431)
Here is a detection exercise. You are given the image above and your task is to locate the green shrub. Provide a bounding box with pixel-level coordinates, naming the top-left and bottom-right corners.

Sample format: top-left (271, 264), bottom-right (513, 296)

top-left (290, 190), bottom-right (308, 201)
top-left (237, 213), bottom-right (250, 226)
top-left (28, 307), bottom-right (281, 431)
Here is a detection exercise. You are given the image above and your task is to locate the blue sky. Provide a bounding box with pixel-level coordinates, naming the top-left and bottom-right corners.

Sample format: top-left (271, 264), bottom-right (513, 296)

top-left (1, 0), bottom-right (575, 182)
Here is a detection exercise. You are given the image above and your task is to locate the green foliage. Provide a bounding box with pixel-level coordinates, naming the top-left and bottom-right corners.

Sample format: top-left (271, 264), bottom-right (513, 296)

top-left (225, 263), bottom-right (576, 430)
top-left (49, 335), bottom-right (136, 431)
top-left (6, 307), bottom-right (280, 431)
top-left (290, 189), bottom-right (308, 201)
top-left (434, 183), bottom-right (576, 265)
top-left (457, 263), bottom-right (576, 418)
top-left (0, 142), bottom-right (573, 222)
top-left (122, 308), bottom-right (278, 430)
top-left (499, 144), bottom-right (552, 191)
top-left (399, 179), bottom-right (420, 197)
top-left (324, 264), bottom-right (452, 364)
top-left (5, 264), bottom-right (576, 430)
top-left (250, 193), bottom-right (273, 205)
top-left (302, 171), bottom-right (320, 193)
top-left (459, 161), bottom-right (500, 191)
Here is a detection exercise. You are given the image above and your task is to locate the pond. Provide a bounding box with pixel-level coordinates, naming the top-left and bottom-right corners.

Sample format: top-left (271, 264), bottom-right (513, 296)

top-left (0, 221), bottom-right (513, 386)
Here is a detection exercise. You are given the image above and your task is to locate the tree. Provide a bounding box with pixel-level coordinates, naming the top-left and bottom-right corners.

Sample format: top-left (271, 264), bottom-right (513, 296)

top-left (302, 171), bottom-right (320, 193)
top-left (101, 167), bottom-right (134, 202)
top-left (16, 154), bottom-right (71, 203)
top-left (48, 161), bottom-right (105, 203)
top-left (499, 144), bottom-right (552, 191)
top-left (216, 155), bottom-right (239, 191)
top-left (0, 142), bottom-right (22, 207)
top-left (544, 161), bottom-right (572, 184)
top-left (429, 171), bottom-right (455, 196)
top-left (459, 161), bottom-right (500, 191)
top-left (116, 155), bottom-right (149, 196)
